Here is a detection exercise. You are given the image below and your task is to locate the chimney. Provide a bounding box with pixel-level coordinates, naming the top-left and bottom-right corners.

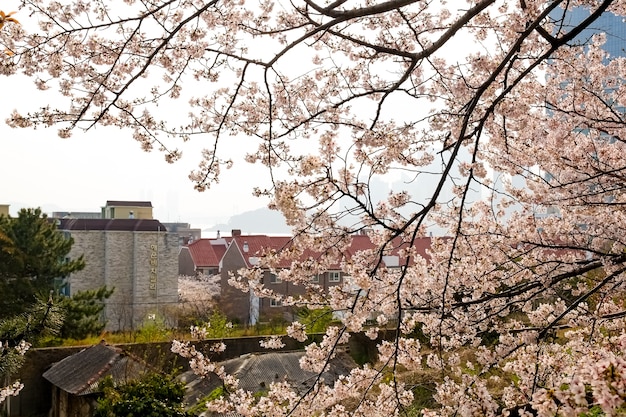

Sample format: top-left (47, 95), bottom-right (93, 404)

top-left (243, 241), bottom-right (249, 253)
top-left (232, 229), bottom-right (242, 237)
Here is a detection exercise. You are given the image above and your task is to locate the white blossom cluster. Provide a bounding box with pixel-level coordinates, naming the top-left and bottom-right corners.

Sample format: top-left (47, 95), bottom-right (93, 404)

top-left (0, 382), bottom-right (23, 404)
top-left (0, 340), bottom-right (31, 404)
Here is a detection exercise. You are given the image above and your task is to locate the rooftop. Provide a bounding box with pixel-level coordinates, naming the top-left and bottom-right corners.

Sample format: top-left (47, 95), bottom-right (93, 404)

top-left (186, 238), bottom-right (232, 267)
top-left (105, 200), bottom-right (153, 208)
top-left (186, 231), bottom-right (437, 270)
top-left (57, 218), bottom-right (168, 232)
top-left (42, 342), bottom-right (149, 396)
top-left (182, 350), bottom-right (356, 407)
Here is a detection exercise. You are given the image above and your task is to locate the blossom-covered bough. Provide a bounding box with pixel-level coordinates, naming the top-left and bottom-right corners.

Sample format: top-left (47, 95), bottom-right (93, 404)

top-left (3, 0), bottom-right (626, 414)
top-left (0, 296), bottom-right (54, 405)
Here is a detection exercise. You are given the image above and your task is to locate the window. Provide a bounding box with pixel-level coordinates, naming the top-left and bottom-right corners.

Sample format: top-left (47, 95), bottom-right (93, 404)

top-left (310, 274), bottom-right (320, 283)
top-left (328, 271), bottom-right (341, 282)
top-left (270, 299), bottom-right (282, 307)
top-left (270, 273), bottom-right (282, 284)
top-left (55, 278), bottom-right (70, 296)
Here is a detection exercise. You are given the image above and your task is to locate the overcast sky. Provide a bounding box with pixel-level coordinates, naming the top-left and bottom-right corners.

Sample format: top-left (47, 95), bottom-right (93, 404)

top-left (0, 2), bottom-right (290, 231)
top-left (0, 1), bottom-right (482, 233)
top-left (0, 74), bottom-right (272, 230)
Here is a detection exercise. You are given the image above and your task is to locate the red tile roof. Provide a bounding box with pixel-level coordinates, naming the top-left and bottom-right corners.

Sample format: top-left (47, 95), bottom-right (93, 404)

top-left (231, 235), bottom-right (292, 267)
top-left (345, 235), bottom-right (376, 256)
top-left (187, 238), bottom-right (231, 268)
top-left (185, 233), bottom-right (436, 270)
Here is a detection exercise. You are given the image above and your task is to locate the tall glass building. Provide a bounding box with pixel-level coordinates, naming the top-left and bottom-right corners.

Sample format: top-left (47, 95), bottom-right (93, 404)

top-left (554, 6), bottom-right (626, 60)
top-left (531, 7), bottom-right (626, 220)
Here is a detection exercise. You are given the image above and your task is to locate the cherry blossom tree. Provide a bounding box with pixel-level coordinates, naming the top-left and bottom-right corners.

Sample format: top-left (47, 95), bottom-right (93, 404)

top-left (0, 296), bottom-right (61, 405)
top-left (178, 274), bottom-right (221, 325)
top-left (3, 0), bottom-right (626, 415)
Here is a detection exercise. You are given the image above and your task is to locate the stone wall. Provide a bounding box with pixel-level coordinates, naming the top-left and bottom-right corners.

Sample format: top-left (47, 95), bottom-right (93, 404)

top-left (6, 332), bottom-right (387, 417)
top-left (105, 231), bottom-right (136, 329)
top-left (66, 229), bottom-right (179, 331)
top-left (131, 231), bottom-right (179, 328)
top-left (67, 231), bottom-right (106, 293)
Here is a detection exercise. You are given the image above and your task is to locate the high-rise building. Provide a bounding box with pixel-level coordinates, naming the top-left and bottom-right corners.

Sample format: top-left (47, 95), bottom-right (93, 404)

top-left (554, 7), bottom-right (626, 60)
top-left (533, 7), bottom-right (625, 220)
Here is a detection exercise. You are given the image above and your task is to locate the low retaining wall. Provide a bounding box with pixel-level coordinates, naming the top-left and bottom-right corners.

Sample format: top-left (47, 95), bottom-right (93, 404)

top-left (5, 332), bottom-right (386, 417)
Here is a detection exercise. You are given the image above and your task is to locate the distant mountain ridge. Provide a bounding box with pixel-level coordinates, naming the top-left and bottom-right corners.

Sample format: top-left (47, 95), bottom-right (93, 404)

top-left (204, 207), bottom-right (291, 235)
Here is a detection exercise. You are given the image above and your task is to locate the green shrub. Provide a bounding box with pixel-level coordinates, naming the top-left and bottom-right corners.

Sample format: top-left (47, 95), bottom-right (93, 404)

top-left (136, 318), bottom-right (172, 343)
top-left (95, 372), bottom-right (191, 417)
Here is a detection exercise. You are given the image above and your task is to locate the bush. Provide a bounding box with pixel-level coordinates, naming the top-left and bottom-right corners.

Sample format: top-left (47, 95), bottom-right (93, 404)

top-left (95, 372), bottom-right (190, 417)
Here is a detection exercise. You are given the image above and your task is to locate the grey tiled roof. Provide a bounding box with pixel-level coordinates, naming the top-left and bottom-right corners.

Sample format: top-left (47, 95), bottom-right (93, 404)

top-left (42, 343), bottom-right (149, 396)
top-left (226, 351), bottom-right (318, 392)
top-left (183, 350), bottom-right (356, 411)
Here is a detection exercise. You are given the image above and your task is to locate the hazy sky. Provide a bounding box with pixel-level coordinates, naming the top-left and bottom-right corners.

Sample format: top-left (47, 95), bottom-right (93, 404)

top-left (0, 1), bottom-right (479, 232)
top-left (1, 2), bottom-right (611, 236)
top-left (0, 74), bottom-right (271, 229)
top-left (0, 2), bottom-right (293, 230)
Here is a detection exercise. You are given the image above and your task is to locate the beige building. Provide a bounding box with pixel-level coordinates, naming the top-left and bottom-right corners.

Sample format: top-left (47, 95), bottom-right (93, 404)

top-left (0, 204), bottom-right (9, 217)
top-left (59, 218), bottom-right (178, 331)
top-left (101, 200), bottom-right (153, 219)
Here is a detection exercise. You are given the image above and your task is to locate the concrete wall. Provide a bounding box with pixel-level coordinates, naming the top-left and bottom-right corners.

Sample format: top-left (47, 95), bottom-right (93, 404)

top-left (7, 332), bottom-right (387, 417)
top-left (66, 230), bottom-right (179, 331)
top-left (66, 231), bottom-right (107, 294)
top-left (178, 247), bottom-right (196, 276)
top-left (131, 231), bottom-right (179, 328)
top-left (105, 231), bottom-right (135, 329)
